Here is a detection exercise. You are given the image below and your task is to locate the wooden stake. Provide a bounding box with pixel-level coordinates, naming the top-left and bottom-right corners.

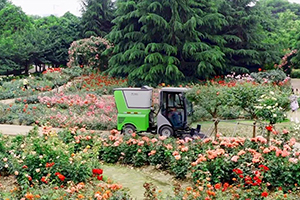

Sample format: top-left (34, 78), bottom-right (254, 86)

top-left (253, 120), bottom-right (256, 138)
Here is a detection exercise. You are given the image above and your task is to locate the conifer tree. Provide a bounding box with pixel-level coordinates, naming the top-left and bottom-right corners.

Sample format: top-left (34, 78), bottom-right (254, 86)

top-left (106, 0), bottom-right (227, 85)
top-left (80, 0), bottom-right (115, 37)
top-left (0, 0), bottom-right (7, 11)
top-left (217, 0), bottom-right (280, 72)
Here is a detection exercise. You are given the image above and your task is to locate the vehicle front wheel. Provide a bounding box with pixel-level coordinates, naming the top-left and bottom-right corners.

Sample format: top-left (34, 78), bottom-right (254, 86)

top-left (159, 126), bottom-right (174, 137)
top-left (122, 124), bottom-right (136, 135)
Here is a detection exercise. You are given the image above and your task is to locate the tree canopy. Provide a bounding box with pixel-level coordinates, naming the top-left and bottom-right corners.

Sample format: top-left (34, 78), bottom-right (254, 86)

top-left (80, 0), bottom-right (115, 37)
top-left (1, 0), bottom-right (300, 84)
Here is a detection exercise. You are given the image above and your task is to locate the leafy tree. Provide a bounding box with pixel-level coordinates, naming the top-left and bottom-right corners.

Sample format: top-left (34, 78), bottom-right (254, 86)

top-left (259, 0), bottom-right (300, 17)
top-left (0, 36), bottom-right (20, 74)
top-left (0, 12), bottom-right (81, 75)
top-left (80, 0), bottom-right (115, 37)
top-left (0, 31), bottom-right (35, 75)
top-left (106, 0), bottom-right (227, 86)
top-left (0, 4), bottom-right (33, 36)
top-left (33, 13), bottom-right (81, 67)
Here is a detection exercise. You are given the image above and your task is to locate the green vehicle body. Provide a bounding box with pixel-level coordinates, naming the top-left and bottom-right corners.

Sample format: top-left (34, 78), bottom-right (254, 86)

top-left (114, 87), bottom-right (153, 132)
top-left (114, 86), bottom-right (203, 138)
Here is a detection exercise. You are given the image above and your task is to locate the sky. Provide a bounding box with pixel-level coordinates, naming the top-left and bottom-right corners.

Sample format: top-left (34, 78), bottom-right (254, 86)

top-left (8, 0), bottom-right (300, 18)
top-left (10, 0), bottom-right (82, 17)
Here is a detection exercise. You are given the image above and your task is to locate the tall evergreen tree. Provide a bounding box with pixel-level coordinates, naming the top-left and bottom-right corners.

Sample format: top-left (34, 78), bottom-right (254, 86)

top-left (217, 0), bottom-right (280, 72)
top-left (80, 0), bottom-right (115, 37)
top-left (106, 0), bottom-right (227, 85)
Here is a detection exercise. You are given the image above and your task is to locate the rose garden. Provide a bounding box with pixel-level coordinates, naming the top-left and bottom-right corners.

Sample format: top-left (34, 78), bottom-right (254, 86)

top-left (3, 0), bottom-right (300, 198)
top-left (1, 56), bottom-right (300, 199)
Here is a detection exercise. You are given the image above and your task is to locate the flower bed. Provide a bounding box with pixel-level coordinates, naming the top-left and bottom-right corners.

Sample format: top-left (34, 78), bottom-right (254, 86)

top-left (0, 66), bottom-right (85, 100)
top-left (0, 126), bottom-right (130, 199)
top-left (98, 128), bottom-right (300, 198)
top-left (67, 73), bottom-right (128, 95)
top-left (37, 92), bottom-right (117, 129)
top-left (1, 126), bottom-right (300, 199)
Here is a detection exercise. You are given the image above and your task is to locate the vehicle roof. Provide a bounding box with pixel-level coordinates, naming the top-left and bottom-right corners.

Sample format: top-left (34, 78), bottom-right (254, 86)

top-left (114, 86), bottom-right (153, 91)
top-left (160, 87), bottom-right (188, 92)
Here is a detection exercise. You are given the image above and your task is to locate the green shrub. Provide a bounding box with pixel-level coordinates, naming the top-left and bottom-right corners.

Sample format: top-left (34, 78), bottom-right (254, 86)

top-left (291, 69), bottom-right (300, 78)
top-left (250, 70), bottom-right (287, 84)
top-left (191, 105), bottom-right (212, 121)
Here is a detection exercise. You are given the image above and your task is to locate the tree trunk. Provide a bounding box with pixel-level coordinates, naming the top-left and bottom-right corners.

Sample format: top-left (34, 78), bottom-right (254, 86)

top-left (24, 62), bottom-right (29, 75)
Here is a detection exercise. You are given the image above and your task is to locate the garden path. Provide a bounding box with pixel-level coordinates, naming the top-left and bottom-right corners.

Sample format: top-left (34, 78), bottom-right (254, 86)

top-left (0, 124), bottom-right (61, 136)
top-left (291, 78), bottom-right (300, 90)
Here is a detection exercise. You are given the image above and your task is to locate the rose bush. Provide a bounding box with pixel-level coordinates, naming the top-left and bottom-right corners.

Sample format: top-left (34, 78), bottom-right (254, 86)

top-left (2, 125), bottom-right (300, 199)
top-left (67, 36), bottom-right (112, 71)
top-left (98, 128), bottom-right (300, 193)
top-left (0, 126), bottom-right (131, 199)
top-left (186, 74), bottom-right (291, 122)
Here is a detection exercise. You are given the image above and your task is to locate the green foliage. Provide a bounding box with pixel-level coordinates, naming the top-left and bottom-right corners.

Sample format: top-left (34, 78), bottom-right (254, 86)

top-left (0, 0), bottom-right (7, 11)
top-left (106, 0), bottom-right (227, 85)
top-left (0, 127), bottom-right (131, 199)
top-left (226, 82), bottom-right (270, 119)
top-left (80, 0), bottom-right (115, 37)
top-left (187, 79), bottom-right (290, 123)
top-left (0, 4), bottom-right (33, 36)
top-left (250, 69), bottom-right (287, 84)
top-left (0, 128), bottom-right (96, 189)
top-left (186, 84), bottom-right (229, 118)
top-left (0, 11), bottom-right (81, 74)
top-left (291, 69), bottom-right (300, 78)
top-left (218, 0), bottom-right (280, 73)
top-left (255, 89), bottom-right (290, 124)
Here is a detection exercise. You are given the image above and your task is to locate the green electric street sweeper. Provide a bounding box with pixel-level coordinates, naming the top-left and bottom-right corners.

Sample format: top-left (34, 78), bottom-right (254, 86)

top-left (114, 86), bottom-right (204, 138)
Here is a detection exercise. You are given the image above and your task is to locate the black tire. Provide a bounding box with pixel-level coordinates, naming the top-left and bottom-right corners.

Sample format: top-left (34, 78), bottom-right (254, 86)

top-left (122, 124), bottom-right (136, 135)
top-left (159, 125), bottom-right (174, 137)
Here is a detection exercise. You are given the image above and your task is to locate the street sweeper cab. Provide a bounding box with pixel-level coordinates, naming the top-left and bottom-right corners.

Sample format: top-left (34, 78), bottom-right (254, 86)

top-left (114, 86), bottom-right (202, 137)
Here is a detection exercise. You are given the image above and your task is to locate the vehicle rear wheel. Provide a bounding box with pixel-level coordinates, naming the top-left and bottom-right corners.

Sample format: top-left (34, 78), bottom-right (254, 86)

top-left (122, 124), bottom-right (136, 135)
top-left (159, 126), bottom-right (174, 137)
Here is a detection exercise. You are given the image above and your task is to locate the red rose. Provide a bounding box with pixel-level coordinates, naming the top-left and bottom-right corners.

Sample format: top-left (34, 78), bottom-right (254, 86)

top-left (92, 168), bottom-right (103, 175)
top-left (258, 164), bottom-right (269, 172)
top-left (97, 175), bottom-right (103, 181)
top-left (261, 191), bottom-right (268, 197)
top-left (265, 125), bottom-right (273, 132)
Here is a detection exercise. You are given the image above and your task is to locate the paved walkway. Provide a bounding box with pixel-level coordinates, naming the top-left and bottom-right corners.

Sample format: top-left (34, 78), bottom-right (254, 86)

top-left (0, 124), bottom-right (60, 136)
